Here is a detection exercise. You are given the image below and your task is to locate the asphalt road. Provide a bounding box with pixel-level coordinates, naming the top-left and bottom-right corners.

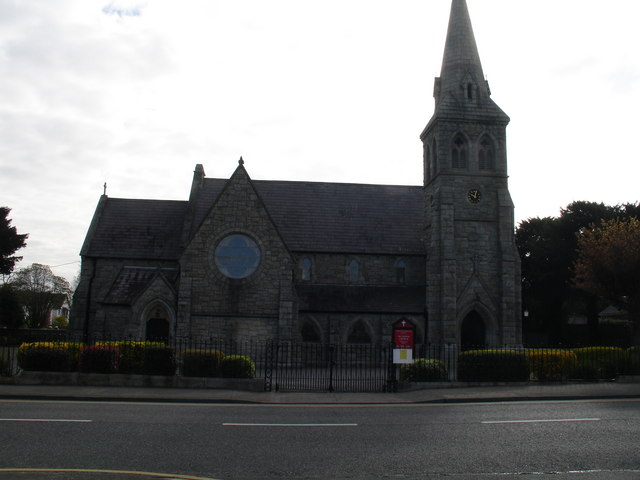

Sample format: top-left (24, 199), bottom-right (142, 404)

top-left (1, 398), bottom-right (639, 479)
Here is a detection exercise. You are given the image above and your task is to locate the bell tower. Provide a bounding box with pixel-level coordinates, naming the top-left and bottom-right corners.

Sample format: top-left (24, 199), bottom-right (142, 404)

top-left (422, 0), bottom-right (521, 346)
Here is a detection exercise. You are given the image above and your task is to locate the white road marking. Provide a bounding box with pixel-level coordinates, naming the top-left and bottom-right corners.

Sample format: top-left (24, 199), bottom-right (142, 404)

top-left (482, 418), bottom-right (600, 424)
top-left (0, 418), bottom-right (92, 423)
top-left (0, 468), bottom-right (219, 479)
top-left (222, 423), bottom-right (357, 427)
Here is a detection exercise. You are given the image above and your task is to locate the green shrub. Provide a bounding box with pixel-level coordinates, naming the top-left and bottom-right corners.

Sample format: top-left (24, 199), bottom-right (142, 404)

top-left (220, 355), bottom-right (256, 379)
top-left (400, 358), bottom-right (448, 382)
top-left (60, 342), bottom-right (84, 371)
top-left (97, 341), bottom-right (164, 374)
top-left (572, 347), bottom-right (627, 379)
top-left (17, 342), bottom-right (71, 372)
top-left (79, 345), bottom-right (119, 373)
top-left (52, 315), bottom-right (68, 328)
top-left (182, 349), bottom-right (225, 377)
top-left (458, 349), bottom-right (530, 382)
top-left (143, 346), bottom-right (176, 376)
top-left (526, 349), bottom-right (577, 381)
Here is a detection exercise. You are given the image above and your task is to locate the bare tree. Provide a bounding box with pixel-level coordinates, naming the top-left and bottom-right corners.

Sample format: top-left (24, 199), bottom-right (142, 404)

top-left (12, 263), bottom-right (71, 328)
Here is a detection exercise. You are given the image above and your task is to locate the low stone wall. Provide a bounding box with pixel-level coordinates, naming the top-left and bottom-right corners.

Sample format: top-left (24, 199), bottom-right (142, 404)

top-left (11, 371), bottom-right (265, 392)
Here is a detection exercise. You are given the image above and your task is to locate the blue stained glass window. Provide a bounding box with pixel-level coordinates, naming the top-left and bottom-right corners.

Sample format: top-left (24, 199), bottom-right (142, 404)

top-left (214, 234), bottom-right (261, 279)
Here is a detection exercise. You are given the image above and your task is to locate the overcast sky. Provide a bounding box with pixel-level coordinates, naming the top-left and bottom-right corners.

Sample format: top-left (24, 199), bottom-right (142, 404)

top-left (1, 0), bottom-right (639, 283)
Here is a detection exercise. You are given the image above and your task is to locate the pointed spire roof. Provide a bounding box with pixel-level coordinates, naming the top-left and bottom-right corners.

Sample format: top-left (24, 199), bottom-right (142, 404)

top-left (426, 0), bottom-right (508, 124)
top-left (439, 0), bottom-right (486, 97)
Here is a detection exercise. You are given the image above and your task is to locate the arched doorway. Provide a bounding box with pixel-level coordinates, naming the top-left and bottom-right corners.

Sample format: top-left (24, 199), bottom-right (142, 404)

top-left (347, 320), bottom-right (372, 344)
top-left (300, 319), bottom-right (321, 343)
top-left (145, 304), bottom-right (171, 342)
top-left (461, 311), bottom-right (485, 349)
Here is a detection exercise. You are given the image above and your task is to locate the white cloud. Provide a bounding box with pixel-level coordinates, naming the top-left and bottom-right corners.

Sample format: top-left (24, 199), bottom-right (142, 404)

top-left (0, 0), bottom-right (638, 282)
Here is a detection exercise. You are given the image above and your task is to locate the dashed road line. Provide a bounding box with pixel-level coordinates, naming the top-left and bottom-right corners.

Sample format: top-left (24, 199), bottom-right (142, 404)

top-left (481, 418), bottom-right (600, 424)
top-left (222, 422), bottom-right (358, 427)
top-left (0, 468), bottom-right (219, 480)
top-left (0, 418), bottom-right (92, 423)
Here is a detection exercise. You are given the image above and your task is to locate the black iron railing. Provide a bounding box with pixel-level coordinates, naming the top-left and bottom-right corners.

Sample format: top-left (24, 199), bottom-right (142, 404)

top-left (2, 330), bottom-right (638, 391)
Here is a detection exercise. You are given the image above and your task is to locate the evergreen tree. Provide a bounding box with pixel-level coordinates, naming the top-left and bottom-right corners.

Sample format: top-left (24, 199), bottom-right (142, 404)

top-left (0, 207), bottom-right (28, 278)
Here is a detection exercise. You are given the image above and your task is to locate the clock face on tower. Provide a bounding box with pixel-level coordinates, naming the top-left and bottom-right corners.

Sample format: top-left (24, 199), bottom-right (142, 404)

top-left (467, 189), bottom-right (481, 204)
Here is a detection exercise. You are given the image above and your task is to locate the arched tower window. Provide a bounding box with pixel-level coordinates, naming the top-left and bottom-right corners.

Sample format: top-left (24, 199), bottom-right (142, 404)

top-left (425, 144), bottom-right (432, 181)
top-left (432, 139), bottom-right (438, 174)
top-left (301, 257), bottom-right (312, 281)
top-left (348, 259), bottom-right (359, 283)
top-left (451, 134), bottom-right (468, 169)
top-left (479, 135), bottom-right (495, 170)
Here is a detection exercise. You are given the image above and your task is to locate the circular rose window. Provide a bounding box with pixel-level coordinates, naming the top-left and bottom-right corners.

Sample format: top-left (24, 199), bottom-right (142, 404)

top-left (214, 234), bottom-right (261, 279)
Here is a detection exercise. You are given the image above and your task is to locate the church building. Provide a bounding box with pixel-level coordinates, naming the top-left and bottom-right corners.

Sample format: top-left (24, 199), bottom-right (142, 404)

top-left (70, 0), bottom-right (522, 347)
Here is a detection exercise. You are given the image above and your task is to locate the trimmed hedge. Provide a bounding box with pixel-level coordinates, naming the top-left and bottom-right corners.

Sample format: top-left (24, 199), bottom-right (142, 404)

top-left (96, 341), bottom-right (164, 374)
top-left (143, 346), bottom-right (176, 376)
top-left (400, 358), bottom-right (448, 382)
top-left (571, 347), bottom-right (627, 379)
top-left (220, 355), bottom-right (256, 379)
top-left (628, 347), bottom-right (640, 375)
top-left (18, 342), bottom-right (71, 372)
top-left (526, 349), bottom-right (577, 381)
top-left (79, 345), bottom-right (119, 373)
top-left (182, 349), bottom-right (225, 377)
top-left (458, 349), bottom-right (530, 382)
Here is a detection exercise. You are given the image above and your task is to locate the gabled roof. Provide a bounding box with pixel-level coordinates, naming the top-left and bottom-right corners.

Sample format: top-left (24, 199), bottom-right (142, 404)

top-left (103, 266), bottom-right (179, 305)
top-left (192, 178), bottom-right (425, 255)
top-left (83, 198), bottom-right (187, 259)
top-left (83, 176), bottom-right (425, 259)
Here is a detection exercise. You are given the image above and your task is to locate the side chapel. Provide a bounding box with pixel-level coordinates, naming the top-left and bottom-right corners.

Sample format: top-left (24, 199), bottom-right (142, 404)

top-left (70, 0), bottom-right (522, 347)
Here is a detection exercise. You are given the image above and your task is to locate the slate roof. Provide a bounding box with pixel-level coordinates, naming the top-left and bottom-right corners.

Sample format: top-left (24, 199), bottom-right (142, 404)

top-left (84, 198), bottom-right (187, 259)
top-left (192, 178), bottom-right (425, 255)
top-left (84, 177), bottom-right (425, 259)
top-left (103, 266), bottom-right (179, 305)
top-left (296, 285), bottom-right (425, 314)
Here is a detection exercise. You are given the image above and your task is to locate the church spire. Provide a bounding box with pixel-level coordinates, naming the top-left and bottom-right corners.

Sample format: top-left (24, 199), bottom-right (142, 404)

top-left (434, 0), bottom-right (490, 108)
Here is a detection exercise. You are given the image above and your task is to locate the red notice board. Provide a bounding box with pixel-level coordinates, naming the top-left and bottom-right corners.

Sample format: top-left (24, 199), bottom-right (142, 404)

top-left (393, 319), bottom-right (415, 349)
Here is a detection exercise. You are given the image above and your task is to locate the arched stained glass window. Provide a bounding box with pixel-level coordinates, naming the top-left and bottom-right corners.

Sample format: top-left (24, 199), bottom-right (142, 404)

top-left (301, 257), bottom-right (312, 281)
top-left (395, 260), bottom-right (406, 285)
top-left (348, 259), bottom-right (359, 282)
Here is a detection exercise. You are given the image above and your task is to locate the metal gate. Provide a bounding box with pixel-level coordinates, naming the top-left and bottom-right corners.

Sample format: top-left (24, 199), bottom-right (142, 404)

top-left (265, 342), bottom-right (396, 393)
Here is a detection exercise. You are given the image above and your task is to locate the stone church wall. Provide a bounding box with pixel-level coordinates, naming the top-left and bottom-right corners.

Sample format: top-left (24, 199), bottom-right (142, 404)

top-left (70, 257), bottom-right (178, 338)
top-left (178, 166), bottom-right (295, 340)
top-left (292, 253), bottom-right (426, 286)
top-left (297, 313), bottom-right (426, 345)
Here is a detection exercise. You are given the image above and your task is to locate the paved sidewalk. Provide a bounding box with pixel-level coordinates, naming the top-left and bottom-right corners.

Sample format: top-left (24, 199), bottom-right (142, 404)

top-left (1, 380), bottom-right (639, 404)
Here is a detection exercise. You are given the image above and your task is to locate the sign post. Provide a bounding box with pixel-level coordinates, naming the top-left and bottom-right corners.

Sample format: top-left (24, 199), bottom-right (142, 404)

top-left (392, 319), bottom-right (415, 364)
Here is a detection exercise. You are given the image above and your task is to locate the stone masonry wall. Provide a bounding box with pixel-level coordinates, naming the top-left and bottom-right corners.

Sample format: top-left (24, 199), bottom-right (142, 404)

top-left (178, 165), bottom-right (294, 340)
